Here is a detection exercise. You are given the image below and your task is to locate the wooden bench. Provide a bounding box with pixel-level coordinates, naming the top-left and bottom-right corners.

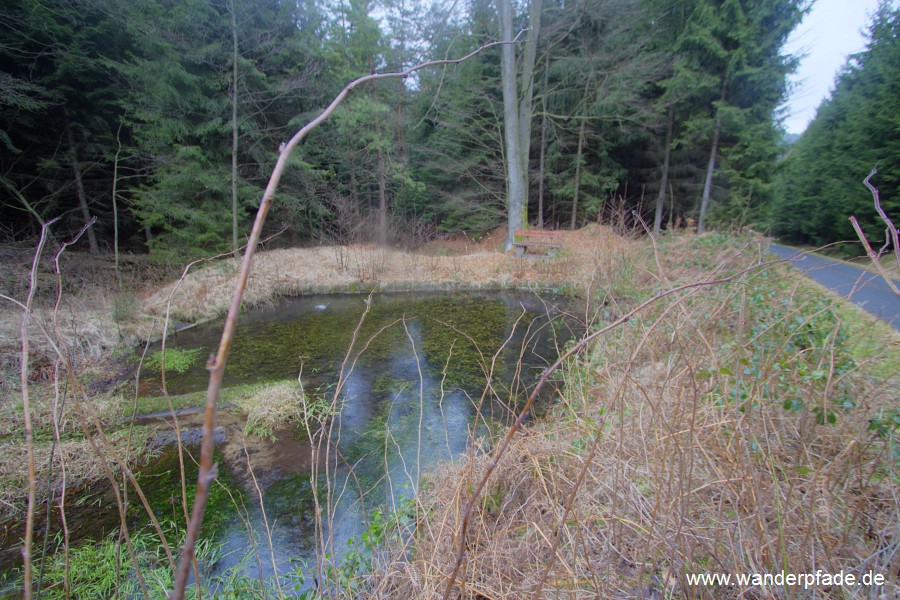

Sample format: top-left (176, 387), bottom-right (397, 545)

top-left (512, 229), bottom-right (561, 255)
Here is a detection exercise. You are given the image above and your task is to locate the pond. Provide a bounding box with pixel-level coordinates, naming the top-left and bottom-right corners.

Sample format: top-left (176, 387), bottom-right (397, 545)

top-left (5, 290), bottom-right (582, 594)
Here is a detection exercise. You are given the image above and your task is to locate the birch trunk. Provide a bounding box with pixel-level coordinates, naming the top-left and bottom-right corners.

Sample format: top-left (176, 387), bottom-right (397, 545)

top-left (697, 115), bottom-right (721, 234)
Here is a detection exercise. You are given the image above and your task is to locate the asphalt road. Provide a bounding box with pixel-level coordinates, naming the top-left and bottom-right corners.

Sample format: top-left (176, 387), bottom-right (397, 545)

top-left (769, 244), bottom-right (900, 331)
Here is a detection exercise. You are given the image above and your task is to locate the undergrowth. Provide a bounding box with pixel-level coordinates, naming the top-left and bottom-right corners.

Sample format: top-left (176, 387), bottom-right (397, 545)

top-left (367, 232), bottom-right (899, 598)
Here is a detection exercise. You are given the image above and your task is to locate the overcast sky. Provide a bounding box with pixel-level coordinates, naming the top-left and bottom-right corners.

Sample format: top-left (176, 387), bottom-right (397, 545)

top-left (781, 0), bottom-right (881, 135)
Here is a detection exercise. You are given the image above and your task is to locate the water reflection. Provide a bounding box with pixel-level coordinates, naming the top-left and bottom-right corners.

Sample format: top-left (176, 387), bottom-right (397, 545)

top-left (158, 291), bottom-right (579, 585)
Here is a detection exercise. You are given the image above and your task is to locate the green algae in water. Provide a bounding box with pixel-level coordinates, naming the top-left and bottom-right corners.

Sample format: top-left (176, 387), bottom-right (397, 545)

top-left (134, 445), bottom-right (243, 539)
top-left (132, 290), bottom-right (581, 587)
top-left (148, 291), bottom-right (559, 397)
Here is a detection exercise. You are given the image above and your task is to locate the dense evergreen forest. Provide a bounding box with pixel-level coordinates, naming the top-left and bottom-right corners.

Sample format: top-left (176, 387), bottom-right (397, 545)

top-left (772, 1), bottom-right (899, 252)
top-left (2, 0), bottom-right (890, 258)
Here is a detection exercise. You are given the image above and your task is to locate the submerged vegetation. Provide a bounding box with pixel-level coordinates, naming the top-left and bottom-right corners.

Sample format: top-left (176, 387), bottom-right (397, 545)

top-left (144, 348), bottom-right (202, 375)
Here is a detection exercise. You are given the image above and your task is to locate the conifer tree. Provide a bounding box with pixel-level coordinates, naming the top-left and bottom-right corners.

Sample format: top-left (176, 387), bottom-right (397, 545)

top-left (772, 1), bottom-right (899, 249)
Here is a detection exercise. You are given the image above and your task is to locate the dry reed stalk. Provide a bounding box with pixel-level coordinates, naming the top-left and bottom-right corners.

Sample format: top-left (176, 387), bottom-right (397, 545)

top-left (16, 218), bottom-right (65, 599)
top-left (242, 438), bottom-right (285, 598)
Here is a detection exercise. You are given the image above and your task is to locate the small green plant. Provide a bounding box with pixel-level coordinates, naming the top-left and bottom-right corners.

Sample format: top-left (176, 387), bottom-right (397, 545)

top-left (144, 347), bottom-right (201, 374)
top-left (26, 525), bottom-right (222, 599)
top-left (869, 408), bottom-right (900, 438)
top-left (318, 496), bottom-right (417, 595)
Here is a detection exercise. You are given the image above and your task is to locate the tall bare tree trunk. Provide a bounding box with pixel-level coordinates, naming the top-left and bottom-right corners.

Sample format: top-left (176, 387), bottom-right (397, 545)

top-left (497, 0), bottom-right (542, 248)
top-left (66, 123), bottom-right (99, 255)
top-left (697, 115), bottom-right (720, 234)
top-left (497, 0), bottom-right (526, 248)
top-left (537, 55), bottom-right (549, 229)
top-left (111, 121), bottom-right (124, 287)
top-left (230, 0), bottom-right (240, 255)
top-left (667, 184), bottom-right (675, 230)
top-left (376, 125), bottom-right (388, 246)
top-left (517, 0), bottom-right (542, 177)
top-left (653, 111), bottom-right (674, 236)
top-left (570, 117), bottom-right (586, 230)
top-left (698, 85), bottom-right (726, 234)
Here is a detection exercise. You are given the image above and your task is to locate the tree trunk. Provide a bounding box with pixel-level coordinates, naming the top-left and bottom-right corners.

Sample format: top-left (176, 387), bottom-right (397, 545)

top-left (653, 111), bottom-right (674, 236)
top-left (517, 0), bottom-right (542, 179)
top-left (698, 84), bottom-right (727, 234)
top-left (497, 0), bottom-right (526, 248)
top-left (66, 123), bottom-right (99, 255)
top-left (667, 183), bottom-right (675, 230)
top-left (230, 0), bottom-right (240, 255)
top-left (111, 121), bottom-right (123, 288)
top-left (376, 141), bottom-right (387, 246)
top-left (537, 54), bottom-right (549, 229)
top-left (570, 117), bottom-right (586, 230)
top-left (697, 115), bottom-right (721, 234)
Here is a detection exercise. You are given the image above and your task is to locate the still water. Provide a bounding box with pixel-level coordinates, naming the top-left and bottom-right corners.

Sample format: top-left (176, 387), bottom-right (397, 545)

top-left (153, 290), bottom-right (580, 585)
top-left (3, 290), bottom-right (580, 592)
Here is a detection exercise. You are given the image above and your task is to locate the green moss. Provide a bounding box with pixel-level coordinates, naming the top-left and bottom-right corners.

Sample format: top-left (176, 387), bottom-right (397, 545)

top-left (133, 381), bottom-right (273, 415)
top-left (135, 445), bottom-right (242, 539)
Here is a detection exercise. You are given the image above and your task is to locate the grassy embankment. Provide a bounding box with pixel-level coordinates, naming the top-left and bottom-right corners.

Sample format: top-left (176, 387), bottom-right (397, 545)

top-left (365, 233), bottom-right (899, 598)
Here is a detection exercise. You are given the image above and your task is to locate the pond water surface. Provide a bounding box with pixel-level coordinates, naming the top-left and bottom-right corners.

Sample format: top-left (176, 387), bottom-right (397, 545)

top-left (154, 290), bottom-right (581, 584)
top-left (4, 290), bottom-right (582, 593)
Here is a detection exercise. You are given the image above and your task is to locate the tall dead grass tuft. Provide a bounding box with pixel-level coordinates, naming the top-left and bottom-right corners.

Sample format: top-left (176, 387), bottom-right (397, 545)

top-left (140, 226), bottom-right (637, 324)
top-left (371, 232), bottom-right (899, 599)
top-left (234, 379), bottom-right (307, 441)
top-left (0, 428), bottom-right (158, 512)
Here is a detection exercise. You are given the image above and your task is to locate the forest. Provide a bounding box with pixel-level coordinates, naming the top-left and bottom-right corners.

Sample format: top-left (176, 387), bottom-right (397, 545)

top-left (6, 0), bottom-right (891, 257)
top-left (2, 0), bottom-right (900, 598)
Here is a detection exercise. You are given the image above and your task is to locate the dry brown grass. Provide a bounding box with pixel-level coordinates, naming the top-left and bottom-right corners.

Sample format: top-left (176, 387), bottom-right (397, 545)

top-left (368, 233), bottom-right (900, 599)
top-left (0, 424), bottom-right (157, 514)
top-left (140, 225), bottom-right (637, 323)
top-left (0, 387), bottom-right (125, 439)
top-left (0, 249), bottom-right (158, 388)
top-left (233, 379), bottom-right (304, 440)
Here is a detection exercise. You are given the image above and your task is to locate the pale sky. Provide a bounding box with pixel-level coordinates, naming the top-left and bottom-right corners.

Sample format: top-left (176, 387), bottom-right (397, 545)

top-left (782, 0), bottom-right (881, 135)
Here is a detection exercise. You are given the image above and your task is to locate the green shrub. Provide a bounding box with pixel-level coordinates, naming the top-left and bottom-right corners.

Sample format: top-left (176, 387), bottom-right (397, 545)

top-left (144, 347), bottom-right (201, 374)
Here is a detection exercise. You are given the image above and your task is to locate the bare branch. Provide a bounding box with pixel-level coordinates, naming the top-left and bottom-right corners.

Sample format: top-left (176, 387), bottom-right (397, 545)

top-left (850, 167), bottom-right (900, 297)
top-left (169, 36), bottom-right (522, 599)
top-left (19, 217), bottom-right (58, 600)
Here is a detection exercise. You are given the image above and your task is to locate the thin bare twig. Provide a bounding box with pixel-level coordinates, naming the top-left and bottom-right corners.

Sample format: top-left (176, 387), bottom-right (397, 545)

top-left (19, 217), bottom-right (59, 599)
top-left (863, 167), bottom-right (900, 265)
top-left (169, 37), bottom-right (524, 599)
top-left (850, 167), bottom-right (899, 297)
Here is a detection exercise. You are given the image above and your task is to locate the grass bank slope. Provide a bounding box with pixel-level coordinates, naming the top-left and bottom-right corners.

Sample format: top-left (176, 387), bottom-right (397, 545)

top-left (369, 233), bottom-right (899, 599)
